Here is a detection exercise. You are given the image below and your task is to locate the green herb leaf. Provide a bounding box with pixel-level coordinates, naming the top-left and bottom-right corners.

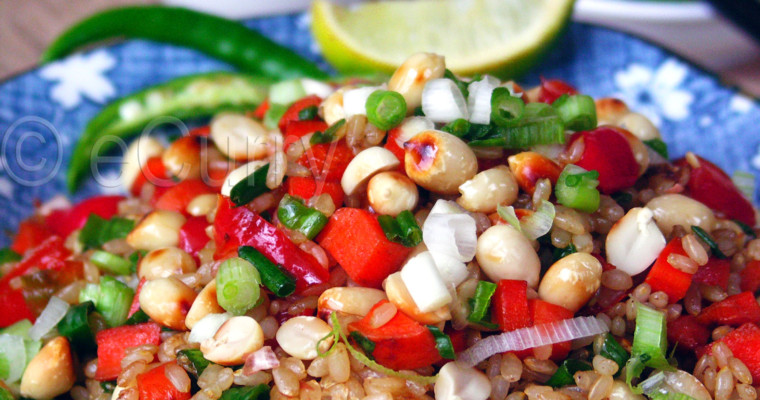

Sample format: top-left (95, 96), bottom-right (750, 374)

top-left (298, 105), bottom-right (319, 121)
top-left (691, 225), bottom-right (727, 259)
top-left (230, 163), bottom-right (271, 207)
top-left (644, 139), bottom-right (669, 159)
top-left (467, 281), bottom-right (497, 325)
top-left (553, 243), bottom-right (577, 262)
top-left (350, 331), bottom-right (376, 360)
top-left (427, 325), bottom-right (456, 360)
top-left (178, 349), bottom-right (213, 376)
top-left (444, 69), bottom-right (469, 99)
top-left (733, 219), bottom-right (756, 238)
top-left (377, 211), bottom-right (422, 247)
top-left (310, 119), bottom-right (346, 145)
top-left (547, 359), bottom-right (592, 387)
top-left (79, 215), bottom-right (135, 250)
top-left (125, 308), bottom-right (150, 325)
top-left (0, 248), bottom-right (21, 266)
top-left (219, 385), bottom-right (271, 400)
top-left (58, 301), bottom-right (97, 356)
top-left (441, 118), bottom-right (471, 138)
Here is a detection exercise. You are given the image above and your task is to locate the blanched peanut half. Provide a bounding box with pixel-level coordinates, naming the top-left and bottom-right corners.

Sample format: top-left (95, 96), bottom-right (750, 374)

top-left (388, 52), bottom-right (446, 113)
top-left (162, 136), bottom-right (202, 180)
top-left (618, 112), bottom-right (661, 141)
top-left (538, 253), bottom-right (603, 313)
top-left (276, 316), bottom-right (334, 360)
top-left (201, 316), bottom-right (264, 366)
top-left (606, 207), bottom-right (666, 276)
top-left (367, 171), bottom-right (419, 216)
top-left (384, 272), bottom-right (451, 325)
top-left (317, 287), bottom-right (387, 318)
top-left (220, 160), bottom-right (269, 197)
top-left (187, 193), bottom-right (218, 217)
top-left (341, 147), bottom-right (400, 196)
top-left (595, 98), bottom-right (629, 125)
top-left (608, 380), bottom-right (646, 400)
top-left (186, 280), bottom-right (225, 329)
top-left (121, 136), bottom-right (164, 190)
top-left (138, 247), bottom-right (197, 280)
top-left (139, 277), bottom-right (197, 331)
top-left (435, 361), bottom-right (491, 400)
top-left (320, 86), bottom-right (350, 126)
top-left (404, 130), bottom-right (478, 195)
top-left (210, 113), bottom-right (271, 161)
top-left (127, 210), bottom-right (186, 251)
top-left (646, 194), bottom-right (716, 236)
top-left (457, 165), bottom-right (518, 213)
top-left (20, 337), bottom-right (75, 399)
top-left (476, 225), bottom-right (540, 287)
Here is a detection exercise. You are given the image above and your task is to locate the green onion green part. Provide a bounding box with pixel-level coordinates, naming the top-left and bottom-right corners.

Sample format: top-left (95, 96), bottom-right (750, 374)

top-left (490, 87), bottom-right (525, 127)
top-left (219, 384), bottom-right (271, 400)
top-left (79, 215), bottom-right (136, 250)
top-left (310, 119), bottom-right (346, 145)
top-left (595, 333), bottom-right (630, 373)
top-left (467, 281), bottom-right (498, 325)
top-left (230, 163), bottom-right (271, 207)
top-left (365, 90), bottom-right (407, 130)
top-left (427, 325), bottom-right (456, 360)
top-left (349, 331), bottom-right (376, 360)
top-left (733, 219), bottom-right (756, 238)
top-left (644, 139), bottom-right (669, 159)
top-left (58, 301), bottom-right (97, 356)
top-left (469, 103), bottom-right (565, 148)
top-left (445, 69), bottom-right (469, 99)
top-left (0, 248), bottom-right (21, 266)
top-left (216, 257), bottom-right (262, 315)
top-left (626, 303), bottom-right (672, 389)
top-left (377, 210), bottom-right (423, 247)
top-left (178, 349), bottom-right (213, 376)
top-left (553, 243), bottom-right (578, 262)
top-left (263, 103), bottom-right (289, 130)
top-left (238, 246), bottom-right (296, 298)
top-left (98, 276), bottom-right (135, 327)
top-left (441, 118), bottom-right (471, 138)
top-left (546, 359), bottom-right (592, 387)
top-left (691, 225), bottom-right (727, 259)
top-left (125, 308), bottom-right (150, 325)
top-left (555, 164), bottom-right (601, 213)
top-left (90, 250), bottom-right (133, 275)
top-left (298, 105), bottom-right (319, 121)
top-left (277, 195), bottom-right (329, 240)
top-left (552, 94), bottom-right (597, 131)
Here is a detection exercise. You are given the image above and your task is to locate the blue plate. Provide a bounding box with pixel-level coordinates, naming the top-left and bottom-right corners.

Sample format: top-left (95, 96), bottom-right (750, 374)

top-left (0, 14), bottom-right (758, 247)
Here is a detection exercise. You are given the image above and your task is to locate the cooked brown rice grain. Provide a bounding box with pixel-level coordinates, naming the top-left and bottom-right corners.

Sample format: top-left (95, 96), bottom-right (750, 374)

top-left (507, 392), bottom-right (528, 400)
top-left (637, 188), bottom-right (656, 204)
top-left (551, 226), bottom-right (572, 249)
top-left (259, 316), bottom-right (279, 340)
top-left (715, 366), bottom-right (736, 400)
top-left (632, 283), bottom-right (652, 303)
top-left (572, 233), bottom-right (594, 253)
top-left (712, 326), bottom-right (735, 341)
top-left (502, 352), bottom-right (524, 382)
top-left (122, 345), bottom-right (158, 368)
top-left (491, 376), bottom-right (511, 400)
top-left (116, 387), bottom-right (138, 400)
top-left (667, 253), bottom-right (699, 274)
top-left (165, 362), bottom-right (191, 393)
top-left (592, 355), bottom-right (619, 376)
top-left (731, 253), bottom-right (748, 273)
top-left (611, 316), bottom-right (626, 337)
top-left (525, 358), bottom-right (559, 376)
top-left (554, 206), bottom-right (587, 235)
top-left (685, 284), bottom-right (702, 316)
top-left (601, 269), bottom-right (633, 291)
top-left (649, 291), bottom-right (669, 309)
top-left (85, 359), bottom-right (99, 379)
top-left (488, 354), bottom-right (504, 378)
top-left (533, 344), bottom-right (553, 361)
top-left (665, 303), bottom-right (683, 322)
top-left (233, 370), bottom-right (272, 386)
top-left (695, 355), bottom-right (718, 381)
top-left (198, 364), bottom-right (234, 399)
top-left (524, 384), bottom-right (553, 400)
top-left (281, 357), bottom-right (307, 380)
top-left (85, 378), bottom-right (106, 399)
top-left (596, 313), bottom-right (612, 330)
top-left (307, 356), bottom-right (329, 378)
top-left (683, 234), bottom-right (709, 266)
top-left (345, 115), bottom-right (368, 148)
top-left (533, 179), bottom-right (552, 208)
top-left (368, 301), bottom-right (397, 328)
top-left (70, 385), bottom-right (88, 400)
top-left (729, 357), bottom-right (753, 385)
top-left (561, 139), bottom-right (585, 165)
top-left (117, 360), bottom-right (148, 387)
top-left (588, 374), bottom-right (613, 400)
top-left (556, 386), bottom-right (586, 400)
top-left (362, 394), bottom-right (394, 400)
top-left (609, 302), bottom-right (626, 318)
top-left (573, 371), bottom-right (599, 391)
top-left (327, 343), bottom-right (351, 383)
top-left (736, 383), bottom-right (758, 400)
top-left (625, 299), bottom-right (638, 320)
top-left (748, 239), bottom-right (760, 261)
top-left (714, 342), bottom-right (734, 369)
top-left (299, 380), bottom-right (322, 400)
top-left (158, 333), bottom-right (188, 363)
top-left (727, 273), bottom-right (743, 296)
top-left (700, 284), bottom-right (728, 303)
top-left (363, 377), bottom-right (406, 396)
top-left (703, 367), bottom-right (718, 393)
top-left (273, 365), bottom-right (301, 397)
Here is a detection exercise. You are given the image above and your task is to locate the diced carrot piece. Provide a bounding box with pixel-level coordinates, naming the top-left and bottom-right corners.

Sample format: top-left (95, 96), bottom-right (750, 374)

top-left (286, 176), bottom-right (344, 208)
top-left (136, 361), bottom-right (191, 400)
top-left (697, 292), bottom-right (760, 326)
top-left (493, 280), bottom-right (531, 332)
top-left (94, 322), bottom-right (161, 381)
top-left (644, 238), bottom-right (694, 303)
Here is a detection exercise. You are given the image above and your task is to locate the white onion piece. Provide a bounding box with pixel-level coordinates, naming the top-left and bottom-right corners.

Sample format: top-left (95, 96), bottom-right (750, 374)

top-left (431, 251), bottom-right (469, 287)
top-left (646, 146), bottom-right (668, 166)
top-left (458, 316), bottom-right (609, 367)
top-left (429, 199), bottom-right (466, 216)
top-left (521, 200), bottom-right (556, 240)
top-left (423, 212), bottom-right (477, 262)
top-left (300, 78), bottom-right (334, 99)
top-left (400, 252), bottom-right (452, 312)
top-left (242, 346), bottom-right (280, 375)
top-left (0, 334), bottom-right (25, 382)
top-left (343, 85), bottom-right (383, 118)
top-left (421, 78), bottom-right (468, 123)
top-left (467, 76), bottom-right (499, 125)
top-left (188, 312), bottom-right (232, 344)
top-left (29, 296), bottom-right (69, 341)
top-left (37, 195), bottom-right (71, 217)
top-left (395, 116), bottom-right (435, 148)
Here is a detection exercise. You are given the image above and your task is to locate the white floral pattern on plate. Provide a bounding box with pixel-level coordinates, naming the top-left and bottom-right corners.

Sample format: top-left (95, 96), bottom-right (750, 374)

top-left (39, 50), bottom-right (117, 109)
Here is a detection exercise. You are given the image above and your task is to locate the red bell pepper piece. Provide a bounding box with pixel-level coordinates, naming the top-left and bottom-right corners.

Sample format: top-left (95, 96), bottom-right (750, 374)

top-left (317, 208), bottom-right (412, 288)
top-left (46, 195), bottom-right (124, 238)
top-left (128, 278), bottom-right (147, 318)
top-left (667, 315), bottom-right (710, 351)
top-left (213, 196), bottom-right (329, 293)
top-left (286, 176), bottom-right (344, 208)
top-left (154, 179), bottom-right (215, 213)
top-left (568, 127), bottom-right (639, 194)
top-left (137, 361), bottom-right (191, 400)
top-left (677, 155), bottom-right (756, 226)
top-left (644, 238), bottom-right (694, 303)
top-left (493, 280), bottom-right (531, 332)
top-left (538, 79), bottom-right (578, 104)
top-left (348, 300), bottom-right (441, 370)
top-left (10, 218), bottom-right (52, 254)
top-left (250, 99), bottom-right (269, 120)
top-left (178, 216), bottom-right (210, 262)
top-left (188, 126), bottom-right (210, 137)
top-left (383, 128), bottom-right (406, 168)
top-left (693, 258), bottom-right (730, 290)
top-left (94, 322), bottom-right (161, 381)
top-left (711, 322), bottom-right (760, 382)
top-left (131, 156), bottom-right (169, 196)
top-left (697, 292), bottom-right (760, 326)
top-left (278, 95), bottom-right (323, 132)
top-left (284, 120), bottom-right (328, 150)
top-left (740, 260), bottom-right (760, 293)
top-left (529, 299), bottom-right (574, 360)
top-left (298, 140), bottom-right (355, 182)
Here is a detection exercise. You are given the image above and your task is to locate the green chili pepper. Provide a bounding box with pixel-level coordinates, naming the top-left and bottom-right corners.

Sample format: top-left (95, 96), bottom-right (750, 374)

top-left (67, 72), bottom-right (269, 191)
top-left (42, 6), bottom-right (328, 80)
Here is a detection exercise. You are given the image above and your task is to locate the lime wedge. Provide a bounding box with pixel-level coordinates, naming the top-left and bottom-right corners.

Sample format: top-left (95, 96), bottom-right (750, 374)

top-left (311, 0), bottom-right (575, 79)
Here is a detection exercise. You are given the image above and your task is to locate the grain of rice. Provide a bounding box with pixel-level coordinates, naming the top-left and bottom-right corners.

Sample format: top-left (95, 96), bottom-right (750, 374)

top-left (273, 365), bottom-right (301, 397)
top-left (363, 394), bottom-right (393, 400)
top-left (601, 269), bottom-right (633, 291)
top-left (712, 326), bottom-right (734, 341)
top-left (85, 359), bottom-right (99, 379)
top-left (715, 366), bottom-right (735, 400)
top-left (554, 206), bottom-right (587, 235)
top-left (747, 239), bottom-right (760, 260)
top-left (737, 383), bottom-right (758, 400)
top-left (524, 384), bottom-right (553, 400)
top-left (694, 355), bottom-right (717, 381)
top-left (488, 354), bottom-right (504, 377)
top-left (507, 392), bottom-right (528, 400)
top-left (592, 355), bottom-right (619, 376)
top-left (71, 386), bottom-right (88, 400)
top-left (533, 179), bottom-right (552, 209)
top-left (728, 273), bottom-right (743, 296)
top-left (363, 377), bottom-right (406, 396)
top-left (551, 226), bottom-right (572, 249)
top-left (714, 229), bottom-right (739, 257)
top-left (166, 362), bottom-right (192, 393)
top-left (596, 313), bottom-right (612, 329)
top-left (533, 344), bottom-right (554, 361)
top-left (473, 212), bottom-right (493, 235)
top-left (701, 284), bottom-right (728, 303)
top-left (572, 233), bottom-right (594, 253)
top-left (560, 139), bottom-right (584, 165)
top-left (116, 387), bottom-right (138, 400)
top-left (599, 195), bottom-right (625, 222)
top-left (259, 316), bottom-right (279, 340)
top-left (300, 380), bottom-right (322, 400)
top-left (158, 333), bottom-right (187, 363)
top-left (611, 316), bottom-right (626, 337)
top-left (729, 357), bottom-right (753, 384)
top-left (638, 188), bottom-right (656, 204)
top-left (632, 283), bottom-right (652, 303)
top-left (327, 343), bottom-right (351, 383)
top-left (556, 387), bottom-right (586, 400)
top-left (665, 303), bottom-right (683, 321)
top-left (714, 342), bottom-right (733, 369)
top-left (668, 253), bottom-right (699, 274)
top-left (588, 374), bottom-right (613, 400)
top-left (368, 301), bottom-right (397, 328)
top-left (731, 253), bottom-right (748, 273)
top-left (649, 291), bottom-right (669, 309)
top-left (85, 378), bottom-right (105, 398)
top-left (233, 370), bottom-right (272, 386)
top-left (525, 358), bottom-right (559, 376)
top-left (573, 371), bottom-right (599, 391)
top-left (683, 234), bottom-right (709, 266)
top-left (685, 284), bottom-right (702, 316)
top-left (671, 224), bottom-right (688, 239)
top-left (308, 193), bottom-right (336, 217)
top-left (541, 391), bottom-right (572, 400)
top-left (491, 376), bottom-right (511, 400)
top-left (117, 360), bottom-right (148, 387)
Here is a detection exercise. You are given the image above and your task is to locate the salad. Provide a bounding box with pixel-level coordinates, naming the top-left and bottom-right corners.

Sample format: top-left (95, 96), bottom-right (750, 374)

top-left (1, 52), bottom-right (759, 400)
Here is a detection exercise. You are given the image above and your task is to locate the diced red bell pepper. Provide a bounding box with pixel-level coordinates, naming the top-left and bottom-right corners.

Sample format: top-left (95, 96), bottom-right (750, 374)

top-left (528, 299), bottom-right (574, 360)
top-left (348, 300), bottom-right (441, 370)
top-left (667, 315), bottom-right (710, 351)
top-left (286, 176), bottom-right (344, 208)
top-left (278, 95), bottom-right (323, 132)
top-left (741, 260), bottom-right (760, 293)
top-left (693, 258), bottom-right (730, 290)
top-left (10, 218), bottom-right (52, 254)
top-left (137, 361), bottom-right (191, 400)
top-left (188, 125), bottom-right (210, 137)
top-left (317, 208), bottom-right (412, 288)
top-left (178, 216), bottom-right (210, 262)
top-left (0, 287), bottom-right (35, 328)
top-left (538, 79), bottom-right (578, 104)
top-left (213, 196), bottom-right (329, 294)
top-left (95, 322), bottom-right (161, 381)
top-left (154, 179), bottom-right (215, 214)
top-left (493, 280), bottom-right (531, 332)
top-left (284, 120), bottom-right (328, 150)
top-left (46, 195), bottom-right (124, 238)
top-left (568, 127), bottom-right (639, 194)
top-left (384, 128), bottom-right (406, 168)
top-left (446, 327), bottom-right (467, 354)
top-left (677, 155), bottom-right (756, 226)
top-left (250, 99), bottom-right (269, 120)
top-left (697, 292), bottom-right (760, 326)
top-left (710, 322), bottom-right (760, 382)
top-left (644, 238), bottom-right (694, 303)
top-left (131, 156), bottom-right (169, 197)
top-left (128, 278), bottom-right (147, 318)
top-left (298, 140), bottom-right (355, 182)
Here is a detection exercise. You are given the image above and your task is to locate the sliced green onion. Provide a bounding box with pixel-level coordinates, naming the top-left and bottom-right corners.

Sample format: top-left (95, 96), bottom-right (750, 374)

top-left (349, 331), bottom-right (376, 360)
top-left (219, 384), bottom-right (271, 400)
top-left (0, 334), bottom-right (25, 383)
top-left (0, 248), bottom-right (21, 266)
top-left (216, 257), bottom-right (262, 315)
top-left (97, 276), bottom-right (134, 327)
top-left (546, 359), bottom-right (592, 388)
top-left (521, 200), bottom-right (556, 240)
top-left (263, 103), bottom-right (288, 130)
top-left (377, 210), bottom-right (422, 247)
top-left (441, 118), bottom-right (471, 138)
top-left (427, 325), bottom-right (456, 360)
top-left (732, 170), bottom-right (755, 200)
top-left (691, 226), bottom-right (727, 259)
top-left (125, 308), bottom-right (150, 325)
top-left (556, 164), bottom-right (601, 213)
top-left (230, 163), bottom-right (271, 207)
top-left (298, 105), bottom-right (319, 121)
top-left (733, 219), bottom-right (756, 238)
top-left (490, 87), bottom-right (525, 127)
top-left (178, 348), bottom-right (213, 376)
top-left (238, 246), bottom-right (295, 298)
top-left (310, 119), bottom-right (345, 145)
top-left (0, 319), bottom-right (32, 338)
top-left (269, 79), bottom-right (307, 106)
top-left (444, 69), bottom-right (469, 99)
top-left (90, 250), bottom-right (132, 275)
top-left (277, 195), bottom-right (328, 240)
top-left (467, 281), bottom-right (497, 325)
top-left (644, 138), bottom-right (669, 159)
top-left (470, 103), bottom-right (564, 148)
top-left (366, 90), bottom-right (406, 130)
top-left (0, 386), bottom-right (13, 400)
top-left (552, 94), bottom-right (597, 131)
top-left (626, 303), bottom-right (672, 388)
top-left (553, 243), bottom-right (577, 262)
top-left (595, 333), bottom-right (630, 372)
top-left (497, 205), bottom-right (521, 231)
top-left (467, 123), bottom-right (493, 140)
top-left (58, 301), bottom-right (97, 355)
top-left (79, 215), bottom-right (135, 250)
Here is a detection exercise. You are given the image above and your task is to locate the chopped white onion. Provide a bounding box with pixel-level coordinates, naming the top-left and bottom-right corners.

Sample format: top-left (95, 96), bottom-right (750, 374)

top-left (429, 199), bottom-right (466, 216)
top-left (430, 251), bottom-right (469, 287)
top-left (242, 346), bottom-right (280, 375)
top-left (29, 296), bottom-right (69, 341)
top-left (0, 334), bottom-right (26, 383)
top-left (501, 81), bottom-right (523, 98)
top-left (300, 78), bottom-right (334, 99)
top-left (400, 252), bottom-right (453, 313)
top-left (343, 85), bottom-right (384, 118)
top-left (521, 200), bottom-right (556, 240)
top-left (395, 116), bottom-right (435, 147)
top-left (467, 76), bottom-right (499, 125)
top-left (732, 170), bottom-right (755, 200)
top-left (423, 203), bottom-right (477, 263)
top-left (188, 312), bottom-right (232, 344)
top-left (458, 316), bottom-right (609, 367)
top-left (37, 195), bottom-right (71, 217)
top-left (421, 78), bottom-right (468, 123)
top-left (646, 146), bottom-right (668, 166)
